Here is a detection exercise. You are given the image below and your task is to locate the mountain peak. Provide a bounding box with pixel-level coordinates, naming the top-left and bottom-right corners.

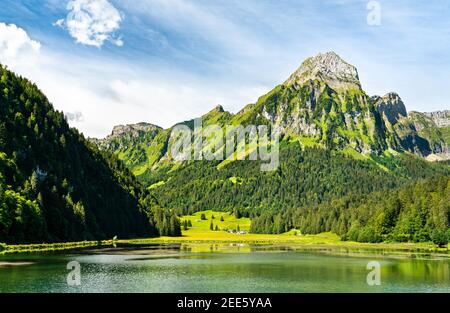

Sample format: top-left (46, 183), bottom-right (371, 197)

top-left (372, 92), bottom-right (407, 125)
top-left (212, 104), bottom-right (224, 113)
top-left (284, 51), bottom-right (361, 90)
top-left (109, 122), bottom-right (161, 139)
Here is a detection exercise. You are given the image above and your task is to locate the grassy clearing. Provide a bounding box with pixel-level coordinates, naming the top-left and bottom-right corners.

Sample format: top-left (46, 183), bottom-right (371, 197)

top-left (180, 210), bottom-right (251, 233)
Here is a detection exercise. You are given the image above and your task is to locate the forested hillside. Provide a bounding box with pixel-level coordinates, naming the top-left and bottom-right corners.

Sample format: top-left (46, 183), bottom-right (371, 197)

top-left (0, 65), bottom-right (180, 244)
top-left (251, 176), bottom-right (450, 244)
top-left (152, 141), bottom-right (450, 216)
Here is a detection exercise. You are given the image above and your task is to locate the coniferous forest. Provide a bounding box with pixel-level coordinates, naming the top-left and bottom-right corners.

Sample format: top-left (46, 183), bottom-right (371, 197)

top-left (0, 65), bottom-right (180, 244)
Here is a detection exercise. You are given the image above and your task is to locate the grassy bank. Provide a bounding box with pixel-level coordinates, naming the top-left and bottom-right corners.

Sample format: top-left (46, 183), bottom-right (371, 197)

top-left (0, 240), bottom-right (115, 255)
top-left (2, 233), bottom-right (448, 255)
top-left (129, 231), bottom-right (447, 252)
top-left (1, 210), bottom-right (448, 255)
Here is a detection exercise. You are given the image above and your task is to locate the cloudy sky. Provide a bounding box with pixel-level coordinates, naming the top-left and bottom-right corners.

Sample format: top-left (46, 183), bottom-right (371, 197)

top-left (0, 0), bottom-right (449, 138)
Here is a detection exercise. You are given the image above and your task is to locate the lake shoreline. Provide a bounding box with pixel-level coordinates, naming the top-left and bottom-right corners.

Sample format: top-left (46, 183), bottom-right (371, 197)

top-left (0, 240), bottom-right (115, 255)
top-left (1, 232), bottom-right (449, 256)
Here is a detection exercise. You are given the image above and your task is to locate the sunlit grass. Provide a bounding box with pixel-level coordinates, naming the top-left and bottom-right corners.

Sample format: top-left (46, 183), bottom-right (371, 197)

top-left (180, 210), bottom-right (251, 233)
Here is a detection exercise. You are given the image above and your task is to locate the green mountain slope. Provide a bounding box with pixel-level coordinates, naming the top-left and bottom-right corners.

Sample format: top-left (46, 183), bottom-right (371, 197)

top-left (0, 65), bottom-right (180, 244)
top-left (94, 104), bottom-right (234, 184)
top-left (150, 141), bottom-right (450, 215)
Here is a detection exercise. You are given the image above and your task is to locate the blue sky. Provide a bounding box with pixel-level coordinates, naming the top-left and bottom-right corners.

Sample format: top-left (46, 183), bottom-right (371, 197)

top-left (0, 0), bottom-right (449, 137)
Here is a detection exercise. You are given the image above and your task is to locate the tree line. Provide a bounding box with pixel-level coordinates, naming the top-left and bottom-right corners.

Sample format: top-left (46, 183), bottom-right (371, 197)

top-left (251, 176), bottom-right (450, 245)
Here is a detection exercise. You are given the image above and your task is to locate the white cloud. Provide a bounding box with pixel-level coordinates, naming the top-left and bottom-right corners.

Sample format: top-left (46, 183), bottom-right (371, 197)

top-left (0, 22), bottom-right (267, 139)
top-left (56, 0), bottom-right (123, 47)
top-left (0, 23), bottom-right (41, 69)
top-left (53, 19), bottom-right (64, 27)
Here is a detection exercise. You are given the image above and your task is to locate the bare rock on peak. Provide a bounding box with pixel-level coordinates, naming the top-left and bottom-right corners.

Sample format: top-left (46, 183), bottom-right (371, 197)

top-left (284, 52), bottom-right (361, 90)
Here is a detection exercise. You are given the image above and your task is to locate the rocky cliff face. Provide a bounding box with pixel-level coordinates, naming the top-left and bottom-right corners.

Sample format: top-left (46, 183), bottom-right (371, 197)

top-left (109, 122), bottom-right (161, 140)
top-left (406, 111), bottom-right (450, 160)
top-left (424, 110), bottom-right (450, 127)
top-left (96, 122), bottom-right (162, 150)
top-left (372, 93), bottom-right (407, 125)
top-left (237, 52), bottom-right (392, 154)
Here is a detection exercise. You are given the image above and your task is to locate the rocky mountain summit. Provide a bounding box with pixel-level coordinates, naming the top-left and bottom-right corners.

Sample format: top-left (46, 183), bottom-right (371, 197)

top-left (95, 122), bottom-right (162, 152)
top-left (109, 122), bottom-right (161, 140)
top-left (284, 51), bottom-right (361, 90)
top-left (406, 110), bottom-right (450, 160)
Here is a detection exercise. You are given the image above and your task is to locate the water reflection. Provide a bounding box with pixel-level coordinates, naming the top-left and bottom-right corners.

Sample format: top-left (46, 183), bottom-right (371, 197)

top-left (0, 243), bottom-right (449, 293)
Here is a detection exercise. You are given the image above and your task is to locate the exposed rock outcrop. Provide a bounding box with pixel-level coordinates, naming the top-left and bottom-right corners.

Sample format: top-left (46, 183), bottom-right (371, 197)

top-left (372, 93), bottom-right (407, 125)
top-left (284, 52), bottom-right (361, 90)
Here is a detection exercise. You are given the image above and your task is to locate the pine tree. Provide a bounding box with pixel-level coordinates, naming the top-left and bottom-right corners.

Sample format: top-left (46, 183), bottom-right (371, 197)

top-left (0, 122), bottom-right (6, 149)
top-left (169, 215), bottom-right (181, 236)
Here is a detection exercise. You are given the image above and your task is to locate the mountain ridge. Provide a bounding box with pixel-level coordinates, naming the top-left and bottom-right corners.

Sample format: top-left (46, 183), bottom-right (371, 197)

top-left (93, 52), bottom-right (450, 183)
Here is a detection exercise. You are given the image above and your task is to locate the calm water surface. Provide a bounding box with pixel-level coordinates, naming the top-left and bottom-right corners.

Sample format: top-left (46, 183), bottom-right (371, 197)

top-left (0, 244), bottom-right (449, 293)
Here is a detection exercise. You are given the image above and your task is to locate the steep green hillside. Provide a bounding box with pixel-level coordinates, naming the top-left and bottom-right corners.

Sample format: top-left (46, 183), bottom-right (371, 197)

top-left (0, 65), bottom-right (180, 244)
top-left (150, 141), bottom-right (450, 216)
